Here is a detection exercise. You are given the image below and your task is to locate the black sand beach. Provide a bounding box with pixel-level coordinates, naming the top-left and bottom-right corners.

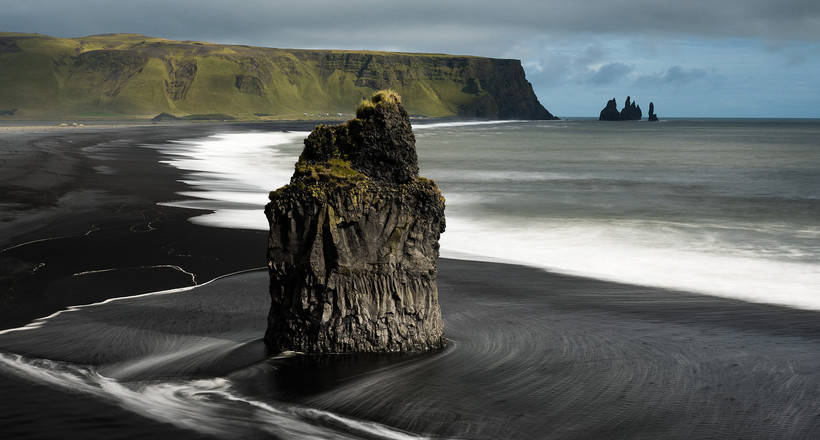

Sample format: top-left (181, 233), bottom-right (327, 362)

top-left (1, 125), bottom-right (819, 439)
top-left (0, 122), bottom-right (324, 329)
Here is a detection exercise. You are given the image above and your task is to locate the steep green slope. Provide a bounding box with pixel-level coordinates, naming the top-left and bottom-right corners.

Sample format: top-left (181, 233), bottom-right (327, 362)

top-left (0, 33), bottom-right (556, 120)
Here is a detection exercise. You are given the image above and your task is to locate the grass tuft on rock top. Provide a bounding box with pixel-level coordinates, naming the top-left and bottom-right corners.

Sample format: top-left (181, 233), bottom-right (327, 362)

top-left (294, 158), bottom-right (364, 182)
top-left (356, 89), bottom-right (402, 119)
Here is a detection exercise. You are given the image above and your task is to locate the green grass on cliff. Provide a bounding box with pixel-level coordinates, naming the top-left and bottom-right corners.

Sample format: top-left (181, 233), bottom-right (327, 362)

top-left (0, 33), bottom-right (545, 120)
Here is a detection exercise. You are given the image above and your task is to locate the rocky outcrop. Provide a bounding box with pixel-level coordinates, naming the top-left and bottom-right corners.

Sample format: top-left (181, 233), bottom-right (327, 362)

top-left (599, 98), bottom-right (620, 121)
top-left (648, 102), bottom-right (659, 121)
top-left (599, 96), bottom-right (643, 121)
top-left (264, 90), bottom-right (447, 353)
top-left (620, 96), bottom-right (642, 120)
top-left (151, 112), bottom-right (180, 121)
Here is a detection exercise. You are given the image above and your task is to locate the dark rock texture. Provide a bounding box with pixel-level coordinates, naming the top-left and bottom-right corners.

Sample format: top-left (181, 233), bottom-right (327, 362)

top-left (447, 60), bottom-right (559, 120)
top-left (620, 96), bottom-right (642, 120)
top-left (264, 90), bottom-right (447, 353)
top-left (599, 98), bottom-right (620, 121)
top-left (599, 96), bottom-right (643, 121)
top-left (151, 112), bottom-right (180, 121)
top-left (648, 102), bottom-right (659, 121)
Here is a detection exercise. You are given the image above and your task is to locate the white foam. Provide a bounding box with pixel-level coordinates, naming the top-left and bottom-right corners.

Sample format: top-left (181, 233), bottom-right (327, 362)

top-left (0, 353), bottom-right (425, 439)
top-left (441, 216), bottom-right (820, 310)
top-left (157, 129), bottom-right (820, 311)
top-left (413, 120), bottom-right (527, 130)
top-left (184, 208), bottom-right (269, 230)
top-left (155, 131), bottom-right (305, 229)
top-left (427, 169), bottom-right (579, 183)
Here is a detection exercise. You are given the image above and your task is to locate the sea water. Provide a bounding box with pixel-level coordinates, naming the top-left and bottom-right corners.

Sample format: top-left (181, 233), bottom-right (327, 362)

top-left (158, 119), bottom-right (820, 310)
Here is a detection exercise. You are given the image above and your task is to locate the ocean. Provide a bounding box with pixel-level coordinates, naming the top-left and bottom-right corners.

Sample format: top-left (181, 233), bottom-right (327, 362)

top-left (159, 118), bottom-right (820, 309)
top-left (1, 118), bottom-right (819, 439)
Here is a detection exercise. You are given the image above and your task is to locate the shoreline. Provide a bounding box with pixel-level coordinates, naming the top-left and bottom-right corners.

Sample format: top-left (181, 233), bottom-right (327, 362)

top-left (0, 123), bottom-right (302, 329)
top-left (3, 123), bottom-right (819, 330)
top-left (1, 125), bottom-right (819, 438)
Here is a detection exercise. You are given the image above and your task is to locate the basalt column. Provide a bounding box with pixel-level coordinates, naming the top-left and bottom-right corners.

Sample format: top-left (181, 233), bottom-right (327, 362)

top-left (264, 90), bottom-right (447, 353)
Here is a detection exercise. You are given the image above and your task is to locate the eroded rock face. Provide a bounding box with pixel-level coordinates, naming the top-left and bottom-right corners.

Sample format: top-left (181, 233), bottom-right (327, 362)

top-left (264, 90), bottom-right (446, 353)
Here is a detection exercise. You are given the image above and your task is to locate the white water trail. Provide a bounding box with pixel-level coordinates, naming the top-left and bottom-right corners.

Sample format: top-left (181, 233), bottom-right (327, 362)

top-left (413, 120), bottom-right (527, 130)
top-left (0, 353), bottom-right (426, 439)
top-left (440, 216), bottom-right (820, 310)
top-left (156, 131), bottom-right (307, 230)
top-left (0, 267), bottom-right (428, 439)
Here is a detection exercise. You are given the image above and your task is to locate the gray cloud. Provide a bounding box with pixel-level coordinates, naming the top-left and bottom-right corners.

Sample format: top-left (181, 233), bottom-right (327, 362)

top-left (2, 0), bottom-right (818, 117)
top-left (588, 62), bottom-right (634, 85)
top-left (636, 66), bottom-right (709, 85)
top-left (2, 0), bottom-right (820, 57)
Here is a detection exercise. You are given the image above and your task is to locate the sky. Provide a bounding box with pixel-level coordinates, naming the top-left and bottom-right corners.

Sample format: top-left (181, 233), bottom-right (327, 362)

top-left (2, 0), bottom-right (819, 117)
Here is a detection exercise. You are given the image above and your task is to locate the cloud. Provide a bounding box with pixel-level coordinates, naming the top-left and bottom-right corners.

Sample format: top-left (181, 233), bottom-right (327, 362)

top-left (2, 0), bottom-right (820, 57)
top-left (588, 62), bottom-right (634, 85)
top-left (1, 1), bottom-right (818, 117)
top-left (636, 66), bottom-right (709, 85)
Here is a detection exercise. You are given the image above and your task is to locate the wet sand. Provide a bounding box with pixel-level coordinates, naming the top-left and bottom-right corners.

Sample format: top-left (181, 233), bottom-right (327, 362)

top-left (2, 263), bottom-right (819, 439)
top-left (1, 125), bottom-right (819, 439)
top-left (0, 122), bottom-right (318, 329)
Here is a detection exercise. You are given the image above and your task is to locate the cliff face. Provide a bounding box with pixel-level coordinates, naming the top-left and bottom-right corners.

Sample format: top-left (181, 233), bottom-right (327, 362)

top-left (0, 33), bottom-right (556, 120)
top-left (264, 90), bottom-right (446, 353)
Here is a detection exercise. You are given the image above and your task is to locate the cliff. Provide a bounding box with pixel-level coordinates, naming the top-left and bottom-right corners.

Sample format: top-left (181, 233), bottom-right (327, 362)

top-left (0, 33), bottom-right (557, 120)
top-left (264, 90), bottom-right (447, 353)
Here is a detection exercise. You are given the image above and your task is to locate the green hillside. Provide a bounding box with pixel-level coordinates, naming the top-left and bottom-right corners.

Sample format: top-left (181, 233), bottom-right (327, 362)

top-left (0, 33), bottom-right (556, 121)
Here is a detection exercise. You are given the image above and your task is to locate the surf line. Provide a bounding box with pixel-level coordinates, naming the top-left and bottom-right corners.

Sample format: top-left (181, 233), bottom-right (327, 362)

top-left (413, 119), bottom-right (527, 130)
top-left (0, 267), bottom-right (266, 336)
top-left (73, 264), bottom-right (199, 285)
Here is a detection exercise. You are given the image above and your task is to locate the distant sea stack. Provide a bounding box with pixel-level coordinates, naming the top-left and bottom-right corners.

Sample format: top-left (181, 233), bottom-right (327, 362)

top-left (0, 33), bottom-right (556, 120)
top-left (264, 90), bottom-right (447, 353)
top-left (599, 96), bottom-right (643, 121)
top-left (599, 99), bottom-right (620, 121)
top-left (648, 102), bottom-right (659, 121)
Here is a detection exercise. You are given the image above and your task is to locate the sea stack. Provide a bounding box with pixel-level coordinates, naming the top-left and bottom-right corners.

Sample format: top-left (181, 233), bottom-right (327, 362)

top-left (599, 98), bottom-right (620, 121)
top-left (620, 96), bottom-right (642, 120)
top-left (599, 96), bottom-right (643, 121)
top-left (648, 102), bottom-right (659, 121)
top-left (264, 90), bottom-right (447, 353)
